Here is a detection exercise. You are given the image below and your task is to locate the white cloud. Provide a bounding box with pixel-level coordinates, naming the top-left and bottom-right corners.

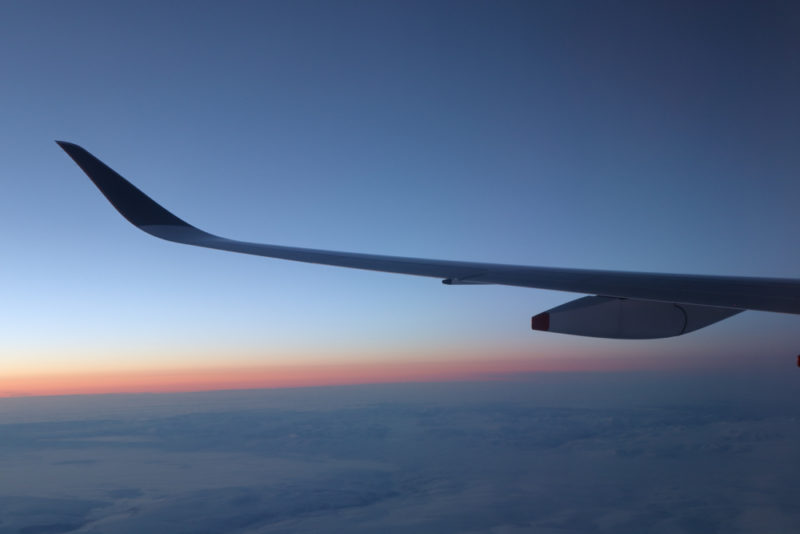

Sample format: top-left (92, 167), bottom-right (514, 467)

top-left (1, 374), bottom-right (798, 533)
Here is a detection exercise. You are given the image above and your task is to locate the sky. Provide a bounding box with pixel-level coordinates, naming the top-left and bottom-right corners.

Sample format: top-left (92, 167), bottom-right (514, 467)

top-left (2, 1), bottom-right (800, 396)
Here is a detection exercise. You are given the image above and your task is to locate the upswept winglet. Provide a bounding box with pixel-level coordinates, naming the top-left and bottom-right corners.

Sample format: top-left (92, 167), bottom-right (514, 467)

top-left (56, 141), bottom-right (194, 230)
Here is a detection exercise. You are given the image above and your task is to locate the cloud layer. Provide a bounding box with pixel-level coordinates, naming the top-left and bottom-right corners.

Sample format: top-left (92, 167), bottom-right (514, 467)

top-left (1, 374), bottom-right (798, 533)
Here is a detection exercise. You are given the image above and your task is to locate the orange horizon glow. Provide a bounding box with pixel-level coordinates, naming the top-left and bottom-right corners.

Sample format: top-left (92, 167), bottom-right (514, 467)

top-left (0, 351), bottom-right (696, 398)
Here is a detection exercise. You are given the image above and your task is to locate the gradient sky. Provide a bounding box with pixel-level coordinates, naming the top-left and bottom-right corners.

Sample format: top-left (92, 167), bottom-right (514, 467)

top-left (2, 1), bottom-right (799, 396)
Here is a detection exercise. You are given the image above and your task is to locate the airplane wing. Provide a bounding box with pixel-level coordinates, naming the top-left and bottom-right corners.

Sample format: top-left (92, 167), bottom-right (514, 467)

top-left (56, 141), bottom-right (800, 339)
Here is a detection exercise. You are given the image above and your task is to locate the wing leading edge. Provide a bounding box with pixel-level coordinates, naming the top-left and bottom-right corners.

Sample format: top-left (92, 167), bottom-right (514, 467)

top-left (56, 141), bottom-right (800, 338)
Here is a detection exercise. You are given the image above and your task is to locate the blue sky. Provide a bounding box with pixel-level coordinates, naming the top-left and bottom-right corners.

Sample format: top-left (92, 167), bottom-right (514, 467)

top-left (1, 1), bottom-right (799, 393)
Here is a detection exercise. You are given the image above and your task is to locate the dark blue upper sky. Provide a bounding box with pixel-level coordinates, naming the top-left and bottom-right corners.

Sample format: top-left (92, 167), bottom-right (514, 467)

top-left (2, 1), bottom-right (799, 388)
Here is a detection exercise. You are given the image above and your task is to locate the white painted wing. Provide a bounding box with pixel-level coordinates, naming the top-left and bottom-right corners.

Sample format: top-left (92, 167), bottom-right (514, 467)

top-left (56, 141), bottom-right (800, 338)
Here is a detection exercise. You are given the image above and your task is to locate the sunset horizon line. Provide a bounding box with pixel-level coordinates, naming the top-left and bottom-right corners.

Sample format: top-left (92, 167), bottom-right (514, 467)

top-left (0, 352), bottom-right (736, 399)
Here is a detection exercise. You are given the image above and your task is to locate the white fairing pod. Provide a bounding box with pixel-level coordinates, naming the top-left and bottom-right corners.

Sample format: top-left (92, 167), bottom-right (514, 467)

top-left (531, 296), bottom-right (742, 339)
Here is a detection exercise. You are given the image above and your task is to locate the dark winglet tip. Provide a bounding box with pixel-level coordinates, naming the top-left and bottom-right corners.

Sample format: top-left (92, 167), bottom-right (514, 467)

top-left (56, 140), bottom-right (195, 229)
top-left (55, 140), bottom-right (83, 155)
top-left (531, 312), bottom-right (550, 331)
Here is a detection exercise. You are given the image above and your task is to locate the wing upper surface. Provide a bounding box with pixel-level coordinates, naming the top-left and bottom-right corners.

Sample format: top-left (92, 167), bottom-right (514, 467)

top-left (56, 141), bottom-right (800, 316)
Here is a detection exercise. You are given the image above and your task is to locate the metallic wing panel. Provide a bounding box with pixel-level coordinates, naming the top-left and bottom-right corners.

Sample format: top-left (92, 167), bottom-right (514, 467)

top-left (57, 141), bottom-right (800, 318)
